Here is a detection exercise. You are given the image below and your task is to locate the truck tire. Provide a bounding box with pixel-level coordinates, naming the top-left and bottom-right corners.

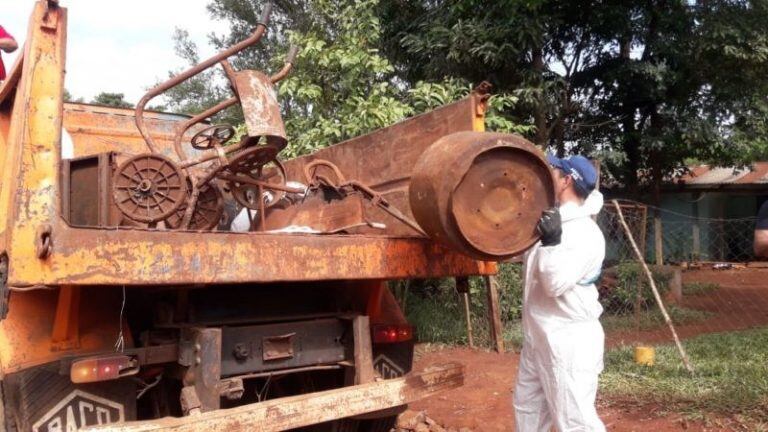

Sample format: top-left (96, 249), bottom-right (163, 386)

top-left (2, 366), bottom-right (136, 432)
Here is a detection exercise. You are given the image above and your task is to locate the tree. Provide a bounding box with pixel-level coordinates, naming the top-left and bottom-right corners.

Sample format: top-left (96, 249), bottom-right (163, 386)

top-left (91, 92), bottom-right (133, 108)
top-left (163, 0), bottom-right (526, 158)
top-left (63, 89), bottom-right (84, 103)
top-left (381, 0), bottom-right (768, 197)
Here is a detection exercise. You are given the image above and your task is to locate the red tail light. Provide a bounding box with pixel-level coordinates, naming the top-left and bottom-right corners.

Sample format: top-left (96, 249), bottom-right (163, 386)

top-left (372, 324), bottom-right (414, 344)
top-left (71, 355), bottom-right (139, 384)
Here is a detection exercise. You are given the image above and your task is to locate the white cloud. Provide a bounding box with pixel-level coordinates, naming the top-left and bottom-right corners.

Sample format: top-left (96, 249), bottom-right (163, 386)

top-left (3, 0), bottom-right (231, 103)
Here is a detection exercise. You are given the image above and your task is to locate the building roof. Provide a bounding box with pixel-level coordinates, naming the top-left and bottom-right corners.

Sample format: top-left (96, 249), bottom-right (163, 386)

top-left (673, 163), bottom-right (768, 190)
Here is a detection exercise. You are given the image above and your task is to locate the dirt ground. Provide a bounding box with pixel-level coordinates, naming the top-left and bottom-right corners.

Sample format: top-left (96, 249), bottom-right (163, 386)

top-left (609, 267), bottom-right (768, 347)
top-left (410, 347), bottom-right (747, 432)
top-left (407, 268), bottom-right (768, 431)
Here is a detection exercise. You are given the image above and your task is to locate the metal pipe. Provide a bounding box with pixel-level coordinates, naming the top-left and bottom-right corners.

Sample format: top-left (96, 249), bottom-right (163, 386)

top-left (231, 364), bottom-right (343, 381)
top-left (215, 173), bottom-right (304, 194)
top-left (269, 45), bottom-right (299, 83)
top-left (135, 3), bottom-right (273, 153)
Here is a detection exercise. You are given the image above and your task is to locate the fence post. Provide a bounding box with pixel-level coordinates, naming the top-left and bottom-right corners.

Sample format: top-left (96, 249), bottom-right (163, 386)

top-left (692, 193), bottom-right (701, 260)
top-left (654, 212), bottom-right (663, 265)
top-left (455, 277), bottom-right (474, 348)
top-left (484, 275), bottom-right (504, 353)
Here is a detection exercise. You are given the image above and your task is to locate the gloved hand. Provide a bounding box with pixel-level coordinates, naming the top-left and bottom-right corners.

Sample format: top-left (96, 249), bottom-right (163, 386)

top-left (537, 207), bottom-right (562, 246)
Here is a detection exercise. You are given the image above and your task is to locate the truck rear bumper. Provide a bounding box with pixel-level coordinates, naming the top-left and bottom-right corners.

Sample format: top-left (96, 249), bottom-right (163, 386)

top-left (84, 362), bottom-right (463, 432)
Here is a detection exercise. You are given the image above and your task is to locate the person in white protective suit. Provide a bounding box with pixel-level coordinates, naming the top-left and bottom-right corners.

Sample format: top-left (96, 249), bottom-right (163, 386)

top-left (513, 154), bottom-right (606, 432)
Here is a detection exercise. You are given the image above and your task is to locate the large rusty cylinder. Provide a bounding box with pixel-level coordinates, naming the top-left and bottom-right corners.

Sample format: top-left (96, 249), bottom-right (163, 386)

top-left (409, 131), bottom-right (555, 261)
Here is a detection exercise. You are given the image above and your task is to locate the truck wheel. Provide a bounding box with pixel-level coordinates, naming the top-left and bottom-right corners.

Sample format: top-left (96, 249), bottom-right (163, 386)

top-left (2, 366), bottom-right (136, 432)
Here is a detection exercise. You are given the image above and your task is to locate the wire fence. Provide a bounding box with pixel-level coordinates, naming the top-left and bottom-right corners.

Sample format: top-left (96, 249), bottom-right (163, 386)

top-left (405, 199), bottom-right (768, 358)
top-left (592, 200), bottom-right (768, 350)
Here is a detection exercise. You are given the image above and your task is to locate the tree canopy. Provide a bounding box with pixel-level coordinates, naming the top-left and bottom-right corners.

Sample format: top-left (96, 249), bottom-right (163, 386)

top-left (160, 0), bottom-right (768, 196)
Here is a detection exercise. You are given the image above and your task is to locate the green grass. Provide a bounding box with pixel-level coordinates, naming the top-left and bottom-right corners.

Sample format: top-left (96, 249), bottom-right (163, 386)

top-left (600, 327), bottom-right (768, 421)
top-left (601, 305), bottom-right (713, 333)
top-left (682, 281), bottom-right (720, 296)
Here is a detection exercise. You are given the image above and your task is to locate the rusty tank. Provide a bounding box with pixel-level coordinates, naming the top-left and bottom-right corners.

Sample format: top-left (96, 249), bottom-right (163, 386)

top-left (410, 132), bottom-right (554, 260)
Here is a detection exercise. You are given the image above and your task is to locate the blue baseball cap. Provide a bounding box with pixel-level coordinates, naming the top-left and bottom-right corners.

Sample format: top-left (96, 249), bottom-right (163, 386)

top-left (547, 153), bottom-right (598, 196)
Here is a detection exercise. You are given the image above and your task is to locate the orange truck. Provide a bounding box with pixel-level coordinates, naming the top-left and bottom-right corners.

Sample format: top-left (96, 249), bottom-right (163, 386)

top-left (0, 1), bottom-right (552, 431)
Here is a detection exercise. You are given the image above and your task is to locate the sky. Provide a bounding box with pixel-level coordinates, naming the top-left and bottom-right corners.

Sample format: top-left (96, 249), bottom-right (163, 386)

top-left (3, 0), bottom-right (230, 103)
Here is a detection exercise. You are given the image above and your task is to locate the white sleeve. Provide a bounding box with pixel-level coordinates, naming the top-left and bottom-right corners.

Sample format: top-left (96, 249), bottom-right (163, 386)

top-left (535, 228), bottom-right (603, 297)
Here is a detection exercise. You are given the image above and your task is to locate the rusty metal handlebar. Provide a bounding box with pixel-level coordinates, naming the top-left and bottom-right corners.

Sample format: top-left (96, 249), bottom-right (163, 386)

top-left (270, 45), bottom-right (299, 83)
top-left (172, 44), bottom-right (300, 161)
top-left (136, 3), bottom-right (273, 153)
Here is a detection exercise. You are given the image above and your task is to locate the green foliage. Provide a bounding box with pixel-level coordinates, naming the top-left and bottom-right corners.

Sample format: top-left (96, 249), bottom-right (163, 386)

top-left (91, 92), bottom-right (132, 109)
top-left (601, 305), bottom-right (711, 333)
top-left (63, 89), bottom-right (84, 103)
top-left (380, 0), bottom-right (768, 196)
top-left (401, 263), bottom-right (524, 349)
top-left (601, 263), bottom-right (672, 313)
top-left (164, 0), bottom-right (527, 159)
top-left (601, 327), bottom-right (768, 422)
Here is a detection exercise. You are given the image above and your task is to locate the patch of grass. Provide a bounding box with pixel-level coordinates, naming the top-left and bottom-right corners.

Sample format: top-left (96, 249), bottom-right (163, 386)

top-left (682, 281), bottom-right (720, 296)
top-left (601, 305), bottom-right (713, 333)
top-left (402, 263), bottom-right (524, 350)
top-left (600, 327), bottom-right (768, 421)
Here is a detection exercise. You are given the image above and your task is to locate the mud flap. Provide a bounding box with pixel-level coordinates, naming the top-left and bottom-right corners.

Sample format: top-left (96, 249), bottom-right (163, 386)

top-left (3, 366), bottom-right (136, 432)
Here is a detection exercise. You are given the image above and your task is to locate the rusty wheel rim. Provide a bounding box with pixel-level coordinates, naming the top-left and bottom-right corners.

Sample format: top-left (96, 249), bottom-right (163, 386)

top-left (165, 181), bottom-right (225, 230)
top-left (225, 146), bottom-right (286, 210)
top-left (450, 147), bottom-right (553, 257)
top-left (113, 154), bottom-right (187, 223)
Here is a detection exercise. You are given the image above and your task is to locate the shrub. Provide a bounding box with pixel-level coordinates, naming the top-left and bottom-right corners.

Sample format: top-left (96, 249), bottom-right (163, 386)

top-left (600, 262), bottom-right (673, 314)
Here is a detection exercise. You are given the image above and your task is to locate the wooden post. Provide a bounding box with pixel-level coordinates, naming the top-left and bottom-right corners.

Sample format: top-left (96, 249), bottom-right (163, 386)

top-left (639, 205), bottom-right (648, 260)
top-left (670, 268), bottom-right (683, 303)
top-left (484, 275), bottom-right (504, 353)
top-left (692, 193), bottom-right (701, 261)
top-left (455, 277), bottom-right (473, 348)
top-left (462, 293), bottom-right (474, 348)
top-left (654, 213), bottom-right (663, 266)
top-left (613, 200), bottom-right (694, 373)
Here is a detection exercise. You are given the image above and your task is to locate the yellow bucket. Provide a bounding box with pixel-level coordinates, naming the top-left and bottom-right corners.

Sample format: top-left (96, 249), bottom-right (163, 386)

top-left (634, 346), bottom-right (655, 366)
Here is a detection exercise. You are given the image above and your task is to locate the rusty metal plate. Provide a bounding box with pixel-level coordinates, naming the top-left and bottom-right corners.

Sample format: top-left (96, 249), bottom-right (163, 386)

top-left (409, 132), bottom-right (554, 260)
top-left (451, 147), bottom-right (552, 257)
top-left (289, 191), bottom-right (367, 233)
top-left (233, 70), bottom-right (287, 150)
top-left (262, 333), bottom-right (295, 361)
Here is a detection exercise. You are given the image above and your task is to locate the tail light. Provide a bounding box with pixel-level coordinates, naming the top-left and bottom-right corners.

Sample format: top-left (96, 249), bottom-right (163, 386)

top-left (372, 324), bottom-right (414, 344)
top-left (71, 355), bottom-right (139, 384)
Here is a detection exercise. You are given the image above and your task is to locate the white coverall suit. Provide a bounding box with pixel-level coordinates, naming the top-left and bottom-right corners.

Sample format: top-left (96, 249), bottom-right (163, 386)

top-left (513, 192), bottom-right (606, 432)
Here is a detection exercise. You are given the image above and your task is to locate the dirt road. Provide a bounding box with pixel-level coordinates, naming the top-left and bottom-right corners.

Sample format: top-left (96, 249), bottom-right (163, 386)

top-left (410, 347), bottom-right (746, 431)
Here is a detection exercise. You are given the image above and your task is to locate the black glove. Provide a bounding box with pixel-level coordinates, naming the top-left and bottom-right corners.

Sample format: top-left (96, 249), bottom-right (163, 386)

top-left (537, 207), bottom-right (562, 246)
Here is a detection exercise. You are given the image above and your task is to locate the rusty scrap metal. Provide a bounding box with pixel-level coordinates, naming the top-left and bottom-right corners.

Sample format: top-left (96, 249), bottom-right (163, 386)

top-left (304, 160), bottom-right (426, 236)
top-left (191, 124), bottom-right (235, 150)
top-left (232, 70), bottom-right (287, 150)
top-left (410, 131), bottom-right (555, 260)
top-left (165, 182), bottom-right (224, 231)
top-left (135, 4), bottom-right (272, 153)
top-left (171, 45), bottom-right (299, 162)
top-left (223, 146), bottom-right (288, 210)
top-left (112, 154), bottom-right (188, 224)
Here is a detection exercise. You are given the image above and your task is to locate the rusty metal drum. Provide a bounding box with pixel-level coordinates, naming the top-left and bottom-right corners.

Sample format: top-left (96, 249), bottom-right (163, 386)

top-left (409, 132), bottom-right (554, 261)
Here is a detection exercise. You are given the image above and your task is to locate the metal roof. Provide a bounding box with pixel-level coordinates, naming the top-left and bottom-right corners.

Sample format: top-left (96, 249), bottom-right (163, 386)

top-left (676, 163), bottom-right (768, 187)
